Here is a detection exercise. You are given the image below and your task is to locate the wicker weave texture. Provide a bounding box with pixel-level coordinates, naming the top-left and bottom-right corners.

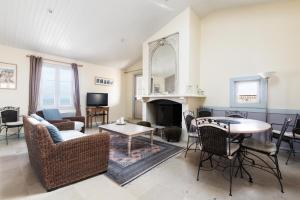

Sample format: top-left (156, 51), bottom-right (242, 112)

top-left (23, 116), bottom-right (110, 191)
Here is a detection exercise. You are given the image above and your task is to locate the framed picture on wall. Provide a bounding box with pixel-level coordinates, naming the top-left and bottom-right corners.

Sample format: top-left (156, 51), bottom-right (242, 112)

top-left (95, 77), bottom-right (114, 86)
top-left (0, 62), bottom-right (17, 89)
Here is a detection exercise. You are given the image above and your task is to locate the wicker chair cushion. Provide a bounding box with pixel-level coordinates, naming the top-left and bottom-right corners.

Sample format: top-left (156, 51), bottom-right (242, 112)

top-left (30, 114), bottom-right (44, 122)
top-left (41, 120), bottom-right (63, 143)
top-left (60, 130), bottom-right (86, 141)
top-left (74, 121), bottom-right (84, 131)
top-left (42, 109), bottom-right (63, 120)
top-left (272, 130), bottom-right (300, 139)
top-left (27, 117), bottom-right (41, 125)
top-left (242, 138), bottom-right (276, 155)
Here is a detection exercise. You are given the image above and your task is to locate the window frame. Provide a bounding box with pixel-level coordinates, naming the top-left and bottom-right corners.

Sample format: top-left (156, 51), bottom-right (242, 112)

top-left (229, 76), bottom-right (267, 108)
top-left (39, 62), bottom-right (75, 111)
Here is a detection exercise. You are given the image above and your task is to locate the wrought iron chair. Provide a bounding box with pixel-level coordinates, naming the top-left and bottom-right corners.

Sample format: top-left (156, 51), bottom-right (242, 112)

top-left (197, 107), bottom-right (213, 118)
top-left (225, 110), bottom-right (248, 119)
top-left (242, 118), bottom-right (292, 193)
top-left (183, 111), bottom-right (199, 158)
top-left (196, 118), bottom-right (244, 196)
top-left (0, 106), bottom-right (23, 145)
top-left (271, 114), bottom-right (300, 164)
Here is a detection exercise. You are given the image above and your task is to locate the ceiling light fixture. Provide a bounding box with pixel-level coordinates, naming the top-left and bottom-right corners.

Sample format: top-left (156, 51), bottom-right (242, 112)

top-left (48, 9), bottom-right (54, 14)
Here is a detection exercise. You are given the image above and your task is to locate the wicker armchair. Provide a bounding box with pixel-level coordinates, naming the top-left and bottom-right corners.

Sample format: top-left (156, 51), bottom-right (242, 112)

top-left (36, 110), bottom-right (85, 132)
top-left (23, 116), bottom-right (110, 191)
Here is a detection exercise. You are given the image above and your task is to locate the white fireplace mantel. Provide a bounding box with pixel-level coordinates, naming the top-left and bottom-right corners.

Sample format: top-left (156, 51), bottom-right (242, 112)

top-left (141, 94), bottom-right (206, 104)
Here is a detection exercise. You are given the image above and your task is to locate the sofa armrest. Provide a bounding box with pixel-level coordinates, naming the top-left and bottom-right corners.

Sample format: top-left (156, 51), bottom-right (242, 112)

top-left (54, 133), bottom-right (110, 156)
top-left (63, 116), bottom-right (85, 123)
top-left (42, 133), bottom-right (110, 190)
top-left (53, 121), bottom-right (75, 131)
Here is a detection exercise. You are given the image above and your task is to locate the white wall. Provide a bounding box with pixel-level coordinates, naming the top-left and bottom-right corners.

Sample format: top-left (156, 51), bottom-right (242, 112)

top-left (199, 0), bottom-right (300, 110)
top-left (0, 44), bottom-right (124, 120)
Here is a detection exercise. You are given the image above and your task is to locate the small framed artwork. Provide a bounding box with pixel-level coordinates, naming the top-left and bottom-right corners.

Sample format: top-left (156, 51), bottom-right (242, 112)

top-left (95, 77), bottom-right (114, 86)
top-left (0, 62), bottom-right (17, 89)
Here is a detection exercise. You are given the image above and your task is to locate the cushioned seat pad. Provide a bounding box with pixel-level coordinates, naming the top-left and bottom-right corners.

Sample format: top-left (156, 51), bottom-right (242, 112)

top-left (272, 130), bottom-right (300, 139)
top-left (242, 138), bottom-right (276, 155)
top-left (74, 121), bottom-right (84, 131)
top-left (5, 121), bottom-right (23, 127)
top-left (60, 130), bottom-right (86, 141)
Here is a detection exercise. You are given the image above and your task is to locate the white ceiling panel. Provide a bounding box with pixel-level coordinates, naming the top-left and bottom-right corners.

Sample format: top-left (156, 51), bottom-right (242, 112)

top-left (0, 0), bottom-right (281, 68)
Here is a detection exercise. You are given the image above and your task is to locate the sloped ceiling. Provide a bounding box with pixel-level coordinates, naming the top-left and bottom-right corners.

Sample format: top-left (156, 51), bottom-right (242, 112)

top-left (0, 0), bottom-right (280, 68)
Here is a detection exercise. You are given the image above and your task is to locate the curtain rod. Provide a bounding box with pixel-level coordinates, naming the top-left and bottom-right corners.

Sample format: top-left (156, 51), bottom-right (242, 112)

top-left (26, 55), bottom-right (83, 67)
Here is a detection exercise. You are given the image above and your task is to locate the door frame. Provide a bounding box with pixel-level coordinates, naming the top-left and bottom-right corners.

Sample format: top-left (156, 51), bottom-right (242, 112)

top-left (133, 74), bottom-right (143, 119)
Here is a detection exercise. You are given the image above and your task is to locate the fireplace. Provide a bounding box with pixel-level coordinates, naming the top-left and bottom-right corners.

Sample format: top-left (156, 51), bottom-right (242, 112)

top-left (149, 100), bottom-right (182, 127)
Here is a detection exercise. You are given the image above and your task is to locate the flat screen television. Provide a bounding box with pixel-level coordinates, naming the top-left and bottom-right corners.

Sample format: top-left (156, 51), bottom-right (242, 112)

top-left (86, 93), bottom-right (108, 107)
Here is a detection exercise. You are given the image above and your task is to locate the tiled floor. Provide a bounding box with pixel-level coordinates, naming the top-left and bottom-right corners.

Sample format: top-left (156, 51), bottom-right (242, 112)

top-left (0, 129), bottom-right (300, 200)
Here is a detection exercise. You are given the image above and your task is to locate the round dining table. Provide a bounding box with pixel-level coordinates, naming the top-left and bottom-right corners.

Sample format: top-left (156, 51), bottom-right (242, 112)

top-left (191, 117), bottom-right (271, 135)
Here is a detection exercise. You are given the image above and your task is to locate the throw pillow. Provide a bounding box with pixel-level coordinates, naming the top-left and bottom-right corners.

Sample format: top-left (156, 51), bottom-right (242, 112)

top-left (30, 114), bottom-right (44, 122)
top-left (41, 120), bottom-right (63, 143)
top-left (42, 109), bottom-right (63, 121)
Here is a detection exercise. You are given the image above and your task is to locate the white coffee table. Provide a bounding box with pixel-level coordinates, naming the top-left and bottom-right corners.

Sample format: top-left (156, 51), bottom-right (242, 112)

top-left (99, 123), bottom-right (155, 155)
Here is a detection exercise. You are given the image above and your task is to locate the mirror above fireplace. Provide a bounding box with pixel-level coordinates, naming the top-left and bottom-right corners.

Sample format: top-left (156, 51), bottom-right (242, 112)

top-left (149, 33), bottom-right (179, 95)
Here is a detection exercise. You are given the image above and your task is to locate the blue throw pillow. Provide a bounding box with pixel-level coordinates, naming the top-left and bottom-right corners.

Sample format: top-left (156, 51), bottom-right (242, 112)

top-left (41, 120), bottom-right (63, 143)
top-left (30, 114), bottom-right (44, 122)
top-left (42, 109), bottom-right (63, 121)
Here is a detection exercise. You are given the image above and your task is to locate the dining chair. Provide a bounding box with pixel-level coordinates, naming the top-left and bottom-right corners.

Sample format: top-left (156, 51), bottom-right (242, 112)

top-left (183, 111), bottom-right (199, 158)
top-left (196, 118), bottom-right (244, 196)
top-left (0, 106), bottom-right (23, 145)
top-left (271, 114), bottom-right (300, 165)
top-left (226, 111), bottom-right (251, 145)
top-left (242, 118), bottom-right (292, 193)
top-left (197, 107), bottom-right (213, 118)
top-left (225, 110), bottom-right (248, 119)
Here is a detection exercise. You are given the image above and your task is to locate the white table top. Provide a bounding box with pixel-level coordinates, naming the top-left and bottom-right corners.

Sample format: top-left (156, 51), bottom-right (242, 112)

top-left (99, 123), bottom-right (154, 136)
top-left (192, 117), bottom-right (271, 134)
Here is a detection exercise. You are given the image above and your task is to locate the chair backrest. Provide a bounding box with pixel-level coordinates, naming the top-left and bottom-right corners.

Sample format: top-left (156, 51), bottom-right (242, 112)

top-left (196, 118), bottom-right (230, 156)
top-left (197, 107), bottom-right (213, 118)
top-left (0, 106), bottom-right (20, 123)
top-left (276, 118), bottom-right (292, 154)
top-left (183, 111), bottom-right (195, 132)
top-left (292, 114), bottom-right (300, 136)
top-left (225, 110), bottom-right (248, 119)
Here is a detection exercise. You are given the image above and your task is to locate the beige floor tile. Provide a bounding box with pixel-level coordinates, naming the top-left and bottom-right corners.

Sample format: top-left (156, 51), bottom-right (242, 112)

top-left (1, 130), bottom-right (300, 200)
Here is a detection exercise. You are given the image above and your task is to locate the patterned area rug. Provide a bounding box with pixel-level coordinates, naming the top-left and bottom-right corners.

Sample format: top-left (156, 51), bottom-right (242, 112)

top-left (105, 133), bottom-right (183, 186)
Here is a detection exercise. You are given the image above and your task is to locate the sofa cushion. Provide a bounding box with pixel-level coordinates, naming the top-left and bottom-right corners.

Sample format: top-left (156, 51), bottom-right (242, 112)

top-left (60, 130), bottom-right (86, 141)
top-left (42, 109), bottom-right (63, 121)
top-left (74, 121), bottom-right (84, 131)
top-left (27, 117), bottom-right (41, 125)
top-left (30, 114), bottom-right (44, 122)
top-left (41, 120), bottom-right (63, 143)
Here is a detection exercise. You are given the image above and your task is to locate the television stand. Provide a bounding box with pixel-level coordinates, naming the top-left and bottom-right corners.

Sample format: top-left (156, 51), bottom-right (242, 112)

top-left (86, 106), bottom-right (109, 128)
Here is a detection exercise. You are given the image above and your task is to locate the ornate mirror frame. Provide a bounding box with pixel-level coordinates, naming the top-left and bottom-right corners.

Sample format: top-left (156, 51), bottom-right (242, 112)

top-left (148, 33), bottom-right (179, 95)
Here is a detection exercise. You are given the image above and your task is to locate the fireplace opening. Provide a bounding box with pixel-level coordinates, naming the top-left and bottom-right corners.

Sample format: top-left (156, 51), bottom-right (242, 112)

top-left (149, 100), bottom-right (182, 127)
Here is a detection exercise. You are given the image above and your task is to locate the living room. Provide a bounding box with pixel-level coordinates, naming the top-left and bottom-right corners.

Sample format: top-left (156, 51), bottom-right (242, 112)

top-left (0, 0), bottom-right (300, 200)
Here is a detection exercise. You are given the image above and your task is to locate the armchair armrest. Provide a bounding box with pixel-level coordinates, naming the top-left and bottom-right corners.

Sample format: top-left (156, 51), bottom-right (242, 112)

top-left (48, 119), bottom-right (70, 124)
top-left (53, 121), bottom-right (75, 131)
top-left (63, 116), bottom-right (85, 123)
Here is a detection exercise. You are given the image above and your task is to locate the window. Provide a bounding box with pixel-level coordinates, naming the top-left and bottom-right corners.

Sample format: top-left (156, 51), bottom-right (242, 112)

top-left (39, 62), bottom-right (74, 111)
top-left (230, 76), bottom-right (267, 108)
